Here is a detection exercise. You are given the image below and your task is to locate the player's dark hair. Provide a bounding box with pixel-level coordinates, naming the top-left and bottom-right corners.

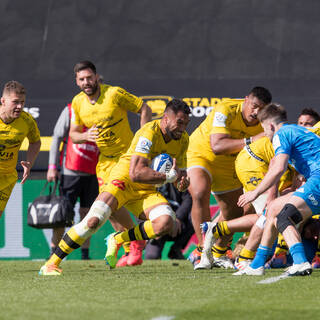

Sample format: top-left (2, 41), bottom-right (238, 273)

top-left (2, 80), bottom-right (26, 96)
top-left (74, 61), bottom-right (97, 74)
top-left (164, 99), bottom-right (191, 115)
top-left (258, 103), bottom-right (287, 124)
top-left (298, 108), bottom-right (320, 123)
top-left (249, 87), bottom-right (272, 105)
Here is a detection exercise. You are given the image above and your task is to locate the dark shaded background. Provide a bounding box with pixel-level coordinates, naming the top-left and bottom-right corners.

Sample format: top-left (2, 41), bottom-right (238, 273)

top-left (1, 0), bottom-right (319, 170)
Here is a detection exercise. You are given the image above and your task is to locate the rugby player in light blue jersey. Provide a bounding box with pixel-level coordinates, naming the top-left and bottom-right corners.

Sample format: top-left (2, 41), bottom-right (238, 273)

top-left (236, 103), bottom-right (320, 276)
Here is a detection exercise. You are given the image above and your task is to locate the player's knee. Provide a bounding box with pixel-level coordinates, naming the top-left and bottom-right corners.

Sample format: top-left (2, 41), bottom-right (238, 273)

top-left (87, 216), bottom-right (100, 229)
top-left (75, 201), bottom-right (112, 236)
top-left (149, 205), bottom-right (176, 235)
top-left (276, 203), bottom-right (303, 233)
top-left (154, 216), bottom-right (174, 235)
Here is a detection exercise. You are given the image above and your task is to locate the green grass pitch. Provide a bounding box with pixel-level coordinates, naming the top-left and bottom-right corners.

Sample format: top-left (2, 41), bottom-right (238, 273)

top-left (0, 260), bottom-right (319, 320)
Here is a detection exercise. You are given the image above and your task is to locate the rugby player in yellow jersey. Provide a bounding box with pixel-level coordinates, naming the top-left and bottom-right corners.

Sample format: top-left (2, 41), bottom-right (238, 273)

top-left (0, 81), bottom-right (41, 217)
top-left (39, 99), bottom-right (190, 275)
top-left (64, 61), bottom-right (152, 267)
top-left (187, 87), bottom-right (272, 268)
top-left (196, 136), bottom-right (295, 270)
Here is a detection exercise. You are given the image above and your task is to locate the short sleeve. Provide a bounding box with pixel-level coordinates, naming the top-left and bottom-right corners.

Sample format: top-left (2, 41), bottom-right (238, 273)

top-left (130, 127), bottom-right (154, 159)
top-left (111, 87), bottom-right (143, 113)
top-left (210, 104), bottom-right (232, 135)
top-left (273, 132), bottom-right (291, 156)
top-left (26, 115), bottom-right (41, 143)
top-left (70, 98), bottom-right (84, 126)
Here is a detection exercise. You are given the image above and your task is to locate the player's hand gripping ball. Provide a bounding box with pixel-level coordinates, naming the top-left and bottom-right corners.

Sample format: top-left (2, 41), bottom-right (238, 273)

top-left (150, 153), bottom-right (174, 187)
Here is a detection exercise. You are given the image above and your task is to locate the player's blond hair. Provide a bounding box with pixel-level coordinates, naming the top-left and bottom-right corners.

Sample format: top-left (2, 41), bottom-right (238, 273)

top-left (258, 103), bottom-right (287, 124)
top-left (2, 80), bottom-right (26, 96)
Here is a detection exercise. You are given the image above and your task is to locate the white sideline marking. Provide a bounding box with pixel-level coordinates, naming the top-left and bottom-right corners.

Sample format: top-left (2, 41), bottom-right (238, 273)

top-left (257, 272), bottom-right (290, 284)
top-left (151, 316), bottom-right (175, 320)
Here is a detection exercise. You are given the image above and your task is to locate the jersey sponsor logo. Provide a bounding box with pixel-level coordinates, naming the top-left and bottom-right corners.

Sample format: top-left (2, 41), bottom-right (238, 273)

top-left (246, 176), bottom-right (262, 186)
top-left (272, 135), bottom-right (281, 151)
top-left (135, 137), bottom-right (152, 153)
top-left (213, 112), bottom-right (227, 127)
top-left (111, 179), bottom-right (126, 191)
top-left (0, 151), bottom-right (14, 160)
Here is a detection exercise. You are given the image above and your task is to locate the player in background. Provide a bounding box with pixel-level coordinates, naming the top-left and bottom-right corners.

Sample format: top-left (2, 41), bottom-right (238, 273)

top-left (39, 99), bottom-right (190, 275)
top-left (0, 80), bottom-right (41, 217)
top-left (46, 102), bottom-right (100, 259)
top-left (297, 108), bottom-right (320, 128)
top-left (237, 103), bottom-right (320, 276)
top-left (52, 61), bottom-right (152, 266)
top-left (187, 87), bottom-right (272, 269)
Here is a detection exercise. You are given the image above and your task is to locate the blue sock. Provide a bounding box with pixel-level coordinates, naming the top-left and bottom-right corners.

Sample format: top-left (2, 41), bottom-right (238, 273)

top-left (250, 245), bottom-right (273, 269)
top-left (289, 243), bottom-right (307, 264)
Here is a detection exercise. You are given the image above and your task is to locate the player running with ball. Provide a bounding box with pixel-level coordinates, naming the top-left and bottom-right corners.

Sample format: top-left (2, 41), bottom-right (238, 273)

top-left (39, 99), bottom-right (190, 275)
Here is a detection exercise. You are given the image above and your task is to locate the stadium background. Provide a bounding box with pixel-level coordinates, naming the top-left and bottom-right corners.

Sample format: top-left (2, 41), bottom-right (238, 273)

top-left (1, 0), bottom-right (319, 259)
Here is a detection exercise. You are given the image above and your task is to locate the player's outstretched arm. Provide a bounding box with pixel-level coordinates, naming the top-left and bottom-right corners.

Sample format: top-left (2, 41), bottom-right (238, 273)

top-left (21, 139), bottom-right (41, 184)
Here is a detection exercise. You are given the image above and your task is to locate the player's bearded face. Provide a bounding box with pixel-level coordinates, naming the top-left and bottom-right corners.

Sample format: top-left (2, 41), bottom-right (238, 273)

top-left (165, 111), bottom-right (189, 140)
top-left (76, 69), bottom-right (99, 96)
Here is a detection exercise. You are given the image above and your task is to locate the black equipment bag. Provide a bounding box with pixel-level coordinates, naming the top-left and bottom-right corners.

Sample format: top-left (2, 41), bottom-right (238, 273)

top-left (27, 180), bottom-right (75, 229)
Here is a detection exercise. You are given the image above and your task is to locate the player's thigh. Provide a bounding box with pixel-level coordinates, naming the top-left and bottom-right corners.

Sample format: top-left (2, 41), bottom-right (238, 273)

top-left (96, 156), bottom-right (118, 191)
top-left (293, 175), bottom-right (320, 216)
top-left (187, 166), bottom-right (211, 204)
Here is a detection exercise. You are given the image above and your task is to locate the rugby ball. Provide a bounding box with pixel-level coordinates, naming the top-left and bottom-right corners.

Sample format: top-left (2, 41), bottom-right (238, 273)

top-left (150, 153), bottom-right (173, 174)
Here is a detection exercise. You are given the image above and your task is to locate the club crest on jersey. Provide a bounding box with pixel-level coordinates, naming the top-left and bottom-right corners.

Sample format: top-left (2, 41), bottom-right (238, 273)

top-left (135, 137), bottom-right (152, 153)
top-left (246, 176), bottom-right (262, 186)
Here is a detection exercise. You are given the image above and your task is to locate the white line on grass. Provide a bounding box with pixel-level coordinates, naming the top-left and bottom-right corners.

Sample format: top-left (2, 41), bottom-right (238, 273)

top-left (151, 316), bottom-right (175, 320)
top-left (257, 272), bottom-right (290, 284)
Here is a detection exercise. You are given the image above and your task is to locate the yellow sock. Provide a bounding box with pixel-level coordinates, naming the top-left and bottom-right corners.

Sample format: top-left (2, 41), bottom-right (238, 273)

top-left (47, 227), bottom-right (86, 267)
top-left (238, 247), bottom-right (255, 261)
top-left (212, 245), bottom-right (228, 258)
top-left (114, 221), bottom-right (156, 245)
top-left (213, 221), bottom-right (231, 238)
top-left (274, 234), bottom-right (288, 255)
top-left (123, 241), bottom-right (131, 253)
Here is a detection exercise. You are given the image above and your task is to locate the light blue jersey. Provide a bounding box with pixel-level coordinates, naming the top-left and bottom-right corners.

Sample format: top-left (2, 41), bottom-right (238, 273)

top-left (272, 124), bottom-right (320, 179)
top-left (273, 123), bottom-right (320, 213)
